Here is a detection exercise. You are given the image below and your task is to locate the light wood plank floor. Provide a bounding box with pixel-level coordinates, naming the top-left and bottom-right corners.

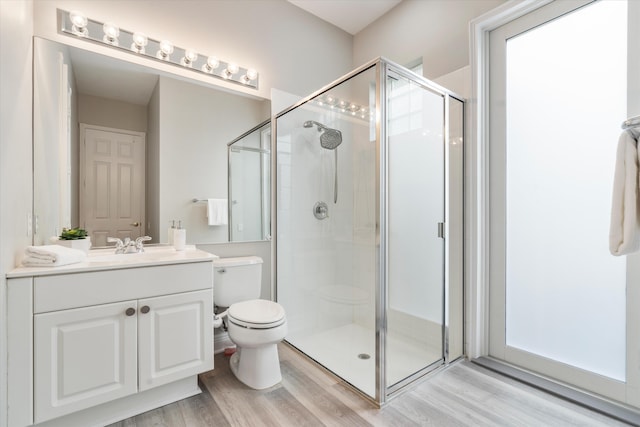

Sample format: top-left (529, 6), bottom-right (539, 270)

top-left (110, 344), bottom-right (631, 426)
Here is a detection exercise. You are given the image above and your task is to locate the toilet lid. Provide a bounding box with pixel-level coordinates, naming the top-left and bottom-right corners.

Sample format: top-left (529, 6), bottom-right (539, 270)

top-left (228, 299), bottom-right (286, 326)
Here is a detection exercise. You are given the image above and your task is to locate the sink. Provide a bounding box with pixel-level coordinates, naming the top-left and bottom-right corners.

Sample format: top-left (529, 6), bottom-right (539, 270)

top-left (87, 245), bottom-right (200, 265)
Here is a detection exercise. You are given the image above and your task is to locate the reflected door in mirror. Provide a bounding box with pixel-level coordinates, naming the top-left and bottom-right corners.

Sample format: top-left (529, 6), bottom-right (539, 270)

top-left (80, 125), bottom-right (145, 246)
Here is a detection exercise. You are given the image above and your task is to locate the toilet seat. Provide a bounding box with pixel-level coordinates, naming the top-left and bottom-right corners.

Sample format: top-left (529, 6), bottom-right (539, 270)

top-left (228, 299), bottom-right (286, 329)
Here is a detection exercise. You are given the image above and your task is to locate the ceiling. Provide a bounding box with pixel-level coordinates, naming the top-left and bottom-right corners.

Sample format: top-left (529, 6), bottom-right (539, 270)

top-left (69, 47), bottom-right (159, 106)
top-left (287, 0), bottom-right (403, 35)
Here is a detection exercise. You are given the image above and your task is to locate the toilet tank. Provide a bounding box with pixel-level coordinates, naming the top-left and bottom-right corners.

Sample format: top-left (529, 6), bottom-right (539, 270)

top-left (213, 256), bottom-right (263, 308)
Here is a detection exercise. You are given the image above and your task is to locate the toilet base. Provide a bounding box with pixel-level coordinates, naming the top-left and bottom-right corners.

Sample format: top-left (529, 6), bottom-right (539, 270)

top-left (229, 345), bottom-right (282, 389)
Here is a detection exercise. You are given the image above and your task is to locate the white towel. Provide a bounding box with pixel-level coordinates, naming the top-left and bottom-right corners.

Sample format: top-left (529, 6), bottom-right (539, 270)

top-left (207, 198), bottom-right (228, 226)
top-left (609, 130), bottom-right (640, 255)
top-left (22, 245), bottom-right (87, 267)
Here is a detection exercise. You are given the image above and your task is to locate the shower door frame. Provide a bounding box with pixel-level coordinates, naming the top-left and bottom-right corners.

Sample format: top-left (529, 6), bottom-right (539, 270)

top-left (380, 62), bottom-right (464, 401)
top-left (272, 57), bottom-right (465, 405)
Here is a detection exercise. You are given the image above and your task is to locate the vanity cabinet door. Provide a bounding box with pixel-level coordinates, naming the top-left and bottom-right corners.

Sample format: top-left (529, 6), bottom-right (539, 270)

top-left (34, 300), bottom-right (138, 423)
top-left (138, 289), bottom-right (213, 391)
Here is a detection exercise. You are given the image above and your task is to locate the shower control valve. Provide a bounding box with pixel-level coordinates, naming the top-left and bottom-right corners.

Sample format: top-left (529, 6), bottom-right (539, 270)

top-left (313, 201), bottom-right (329, 220)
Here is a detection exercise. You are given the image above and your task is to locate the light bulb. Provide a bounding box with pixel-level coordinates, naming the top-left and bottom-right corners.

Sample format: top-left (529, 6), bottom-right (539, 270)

top-left (181, 49), bottom-right (198, 67)
top-left (246, 69), bottom-right (258, 80)
top-left (226, 63), bottom-right (239, 75)
top-left (202, 56), bottom-right (220, 73)
top-left (156, 40), bottom-right (174, 60)
top-left (102, 22), bottom-right (120, 46)
top-left (69, 11), bottom-right (88, 37)
top-left (242, 68), bottom-right (258, 84)
top-left (131, 32), bottom-right (148, 53)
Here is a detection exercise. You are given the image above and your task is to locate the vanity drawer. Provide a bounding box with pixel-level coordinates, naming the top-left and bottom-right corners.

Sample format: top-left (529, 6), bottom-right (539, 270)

top-left (34, 262), bottom-right (213, 313)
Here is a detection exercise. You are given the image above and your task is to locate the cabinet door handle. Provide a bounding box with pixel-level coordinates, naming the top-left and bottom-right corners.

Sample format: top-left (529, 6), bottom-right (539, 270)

top-left (141, 305), bottom-right (150, 314)
top-left (125, 307), bottom-right (136, 316)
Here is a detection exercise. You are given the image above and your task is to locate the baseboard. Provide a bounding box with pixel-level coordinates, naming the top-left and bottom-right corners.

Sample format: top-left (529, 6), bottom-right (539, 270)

top-left (35, 377), bottom-right (200, 427)
top-left (214, 331), bottom-right (234, 354)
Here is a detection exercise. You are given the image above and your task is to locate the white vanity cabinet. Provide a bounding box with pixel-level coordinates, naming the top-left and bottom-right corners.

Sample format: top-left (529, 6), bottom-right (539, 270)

top-left (7, 248), bottom-right (215, 427)
top-left (137, 290), bottom-right (213, 391)
top-left (34, 300), bottom-right (139, 423)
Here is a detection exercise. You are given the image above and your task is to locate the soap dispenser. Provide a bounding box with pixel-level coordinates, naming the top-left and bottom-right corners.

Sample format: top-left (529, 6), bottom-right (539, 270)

top-left (168, 220), bottom-right (176, 245)
top-left (173, 220), bottom-right (186, 251)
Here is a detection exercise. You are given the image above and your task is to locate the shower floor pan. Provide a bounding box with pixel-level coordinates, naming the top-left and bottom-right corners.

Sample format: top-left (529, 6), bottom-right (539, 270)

top-left (288, 323), bottom-right (441, 398)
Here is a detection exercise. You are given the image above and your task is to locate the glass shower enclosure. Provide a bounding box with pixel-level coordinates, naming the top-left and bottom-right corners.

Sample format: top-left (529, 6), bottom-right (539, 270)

top-left (275, 58), bottom-right (464, 404)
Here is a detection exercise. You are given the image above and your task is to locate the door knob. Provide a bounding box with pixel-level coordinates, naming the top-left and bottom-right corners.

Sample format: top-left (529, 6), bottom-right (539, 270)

top-left (131, 222), bottom-right (140, 227)
top-left (140, 305), bottom-right (150, 314)
top-left (125, 308), bottom-right (136, 316)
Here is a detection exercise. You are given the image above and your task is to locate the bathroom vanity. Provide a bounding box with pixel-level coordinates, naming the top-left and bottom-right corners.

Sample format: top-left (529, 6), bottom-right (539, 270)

top-left (6, 246), bottom-right (216, 427)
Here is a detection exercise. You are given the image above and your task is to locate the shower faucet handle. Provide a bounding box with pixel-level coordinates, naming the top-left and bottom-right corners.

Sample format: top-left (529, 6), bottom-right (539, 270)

top-left (313, 201), bottom-right (329, 220)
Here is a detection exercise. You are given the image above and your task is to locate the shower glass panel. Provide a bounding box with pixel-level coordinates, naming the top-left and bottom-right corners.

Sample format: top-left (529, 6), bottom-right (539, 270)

top-left (277, 65), bottom-right (378, 397)
top-left (228, 121), bottom-right (271, 242)
top-left (276, 58), bottom-right (462, 404)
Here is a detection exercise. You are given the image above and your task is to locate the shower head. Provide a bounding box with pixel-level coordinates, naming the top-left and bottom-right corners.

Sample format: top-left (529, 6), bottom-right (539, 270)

top-left (303, 120), bottom-right (342, 150)
top-left (319, 129), bottom-right (342, 150)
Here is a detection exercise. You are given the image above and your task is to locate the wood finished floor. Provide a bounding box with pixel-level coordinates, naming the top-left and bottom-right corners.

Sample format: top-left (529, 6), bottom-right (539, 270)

top-left (110, 344), bottom-right (631, 426)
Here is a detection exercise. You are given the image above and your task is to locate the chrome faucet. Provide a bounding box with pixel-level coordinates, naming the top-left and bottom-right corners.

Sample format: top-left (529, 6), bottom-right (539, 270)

top-left (107, 236), bottom-right (152, 254)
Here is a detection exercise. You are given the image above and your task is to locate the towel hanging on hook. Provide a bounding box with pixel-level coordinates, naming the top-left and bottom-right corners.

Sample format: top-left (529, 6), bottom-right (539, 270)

top-left (621, 115), bottom-right (640, 130)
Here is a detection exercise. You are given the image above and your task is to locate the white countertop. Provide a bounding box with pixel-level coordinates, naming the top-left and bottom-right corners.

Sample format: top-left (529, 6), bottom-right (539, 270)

top-left (7, 245), bottom-right (218, 278)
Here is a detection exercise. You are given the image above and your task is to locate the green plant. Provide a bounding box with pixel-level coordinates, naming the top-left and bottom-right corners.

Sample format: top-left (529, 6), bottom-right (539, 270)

top-left (59, 227), bottom-right (88, 240)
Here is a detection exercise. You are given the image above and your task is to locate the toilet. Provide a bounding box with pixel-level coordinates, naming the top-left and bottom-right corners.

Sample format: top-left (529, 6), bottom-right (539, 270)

top-left (213, 256), bottom-right (287, 390)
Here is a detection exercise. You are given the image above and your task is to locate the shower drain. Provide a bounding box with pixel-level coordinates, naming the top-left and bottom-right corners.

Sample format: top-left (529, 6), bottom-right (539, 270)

top-left (357, 353), bottom-right (371, 360)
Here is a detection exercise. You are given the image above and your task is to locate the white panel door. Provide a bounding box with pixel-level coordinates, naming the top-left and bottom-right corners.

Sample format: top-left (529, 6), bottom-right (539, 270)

top-left (138, 289), bottom-right (213, 391)
top-left (34, 300), bottom-right (138, 423)
top-left (81, 125), bottom-right (145, 247)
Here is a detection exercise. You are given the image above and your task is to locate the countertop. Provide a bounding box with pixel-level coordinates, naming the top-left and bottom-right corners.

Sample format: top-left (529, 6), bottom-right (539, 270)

top-left (7, 245), bottom-right (218, 278)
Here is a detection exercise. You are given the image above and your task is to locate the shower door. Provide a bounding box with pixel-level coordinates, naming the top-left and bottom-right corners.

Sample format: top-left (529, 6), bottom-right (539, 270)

top-left (384, 69), bottom-right (445, 391)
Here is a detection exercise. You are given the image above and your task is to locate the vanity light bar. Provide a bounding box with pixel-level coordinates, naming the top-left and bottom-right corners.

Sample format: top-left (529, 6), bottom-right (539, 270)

top-left (58, 9), bottom-right (259, 89)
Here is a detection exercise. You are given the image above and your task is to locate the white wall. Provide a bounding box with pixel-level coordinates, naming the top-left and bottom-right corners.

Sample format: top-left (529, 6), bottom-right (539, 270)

top-left (0, 2), bottom-right (33, 426)
top-left (434, 66), bottom-right (471, 99)
top-left (33, 0), bottom-right (354, 101)
top-left (353, 0), bottom-right (505, 79)
top-left (78, 94), bottom-right (148, 133)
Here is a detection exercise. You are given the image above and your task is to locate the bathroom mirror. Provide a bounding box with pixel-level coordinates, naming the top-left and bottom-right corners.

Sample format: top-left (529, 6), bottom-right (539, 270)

top-left (33, 37), bottom-right (270, 246)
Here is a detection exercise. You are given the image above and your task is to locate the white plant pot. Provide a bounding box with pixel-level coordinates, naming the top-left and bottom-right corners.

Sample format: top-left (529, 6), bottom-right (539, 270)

top-left (55, 237), bottom-right (92, 254)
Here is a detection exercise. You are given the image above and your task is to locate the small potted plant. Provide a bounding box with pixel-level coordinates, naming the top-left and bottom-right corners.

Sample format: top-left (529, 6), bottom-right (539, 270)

top-left (55, 227), bottom-right (91, 253)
